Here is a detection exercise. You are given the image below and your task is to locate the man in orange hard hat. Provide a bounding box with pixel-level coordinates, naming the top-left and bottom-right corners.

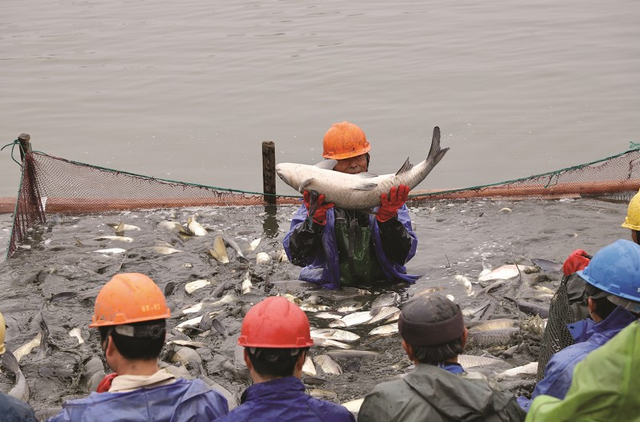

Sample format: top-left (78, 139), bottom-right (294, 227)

top-left (47, 273), bottom-right (228, 422)
top-left (283, 121), bottom-right (418, 289)
top-left (215, 296), bottom-right (355, 422)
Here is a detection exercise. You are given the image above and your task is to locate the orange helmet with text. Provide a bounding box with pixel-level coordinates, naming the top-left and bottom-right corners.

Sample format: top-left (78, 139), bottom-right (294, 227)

top-left (89, 273), bottom-right (171, 328)
top-left (322, 121), bottom-right (371, 160)
top-left (238, 296), bottom-right (313, 348)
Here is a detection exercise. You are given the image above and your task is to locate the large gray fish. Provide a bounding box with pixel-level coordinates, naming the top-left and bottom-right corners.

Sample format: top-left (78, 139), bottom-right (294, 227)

top-left (1, 350), bottom-right (29, 403)
top-left (275, 127), bottom-right (449, 210)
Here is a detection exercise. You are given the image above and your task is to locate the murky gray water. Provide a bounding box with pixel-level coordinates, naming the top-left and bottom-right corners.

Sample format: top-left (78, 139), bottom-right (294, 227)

top-left (0, 198), bottom-right (628, 416)
top-left (2, 0), bottom-right (639, 198)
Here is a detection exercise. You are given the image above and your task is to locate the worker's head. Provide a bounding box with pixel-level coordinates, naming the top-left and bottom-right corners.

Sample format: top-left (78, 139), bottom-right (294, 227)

top-left (323, 121), bottom-right (370, 174)
top-left (578, 239), bottom-right (640, 318)
top-left (90, 273), bottom-right (171, 361)
top-left (238, 296), bottom-right (313, 381)
top-left (621, 189), bottom-right (640, 245)
top-left (398, 293), bottom-right (467, 365)
top-left (0, 310), bottom-right (6, 356)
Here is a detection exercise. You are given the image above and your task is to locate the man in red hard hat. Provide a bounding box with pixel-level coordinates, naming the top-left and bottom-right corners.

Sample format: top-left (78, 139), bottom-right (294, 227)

top-left (47, 273), bottom-right (228, 422)
top-left (215, 296), bottom-right (355, 422)
top-left (283, 121), bottom-right (419, 289)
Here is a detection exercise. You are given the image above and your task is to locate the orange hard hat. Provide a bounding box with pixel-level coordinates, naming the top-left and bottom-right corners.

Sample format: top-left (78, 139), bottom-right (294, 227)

top-left (238, 296), bottom-right (313, 348)
top-left (89, 273), bottom-right (171, 328)
top-left (322, 121), bottom-right (371, 160)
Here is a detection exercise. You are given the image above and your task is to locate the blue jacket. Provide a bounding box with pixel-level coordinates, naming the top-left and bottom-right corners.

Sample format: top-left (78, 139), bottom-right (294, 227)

top-left (0, 393), bottom-right (38, 422)
top-left (46, 378), bottom-right (228, 422)
top-left (518, 306), bottom-right (636, 411)
top-left (215, 376), bottom-right (355, 422)
top-left (283, 205), bottom-right (419, 289)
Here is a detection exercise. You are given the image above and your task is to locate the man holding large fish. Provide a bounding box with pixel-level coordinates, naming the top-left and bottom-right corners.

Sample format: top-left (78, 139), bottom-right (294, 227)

top-left (280, 121), bottom-right (448, 289)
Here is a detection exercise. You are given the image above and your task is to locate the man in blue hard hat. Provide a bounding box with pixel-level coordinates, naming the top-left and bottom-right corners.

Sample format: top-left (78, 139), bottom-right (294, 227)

top-left (519, 239), bottom-right (640, 411)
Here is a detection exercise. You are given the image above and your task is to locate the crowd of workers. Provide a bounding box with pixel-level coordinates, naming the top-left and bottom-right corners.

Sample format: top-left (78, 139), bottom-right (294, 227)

top-left (1, 121), bottom-right (640, 421)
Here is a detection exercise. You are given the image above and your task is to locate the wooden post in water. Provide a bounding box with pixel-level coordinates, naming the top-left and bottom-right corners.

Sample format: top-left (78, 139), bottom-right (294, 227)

top-left (18, 133), bottom-right (31, 162)
top-left (262, 141), bottom-right (276, 204)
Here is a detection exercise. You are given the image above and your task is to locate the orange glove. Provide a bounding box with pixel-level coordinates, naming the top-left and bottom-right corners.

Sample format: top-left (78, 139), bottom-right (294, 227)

top-left (303, 190), bottom-right (334, 225)
top-left (377, 185), bottom-right (410, 223)
top-left (562, 249), bottom-right (591, 276)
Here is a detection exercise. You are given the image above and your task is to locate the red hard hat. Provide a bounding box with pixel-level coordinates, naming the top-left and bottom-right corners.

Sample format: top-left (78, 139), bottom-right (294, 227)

top-left (238, 296), bottom-right (313, 348)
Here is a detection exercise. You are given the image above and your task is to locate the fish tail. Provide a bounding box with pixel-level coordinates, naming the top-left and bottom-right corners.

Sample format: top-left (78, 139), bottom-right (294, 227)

top-left (427, 126), bottom-right (449, 165)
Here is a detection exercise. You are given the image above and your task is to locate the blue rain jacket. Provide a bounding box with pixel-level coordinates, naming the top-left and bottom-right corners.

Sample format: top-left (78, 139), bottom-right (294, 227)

top-left (0, 393), bottom-right (38, 422)
top-left (283, 205), bottom-right (419, 289)
top-left (46, 378), bottom-right (228, 422)
top-left (215, 376), bottom-right (355, 422)
top-left (518, 306), bottom-right (636, 411)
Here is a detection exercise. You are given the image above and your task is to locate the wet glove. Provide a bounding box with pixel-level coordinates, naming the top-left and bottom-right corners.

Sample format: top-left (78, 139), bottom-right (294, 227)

top-left (377, 184), bottom-right (410, 223)
top-left (96, 373), bottom-right (117, 393)
top-left (303, 190), bottom-right (334, 225)
top-left (562, 249), bottom-right (591, 276)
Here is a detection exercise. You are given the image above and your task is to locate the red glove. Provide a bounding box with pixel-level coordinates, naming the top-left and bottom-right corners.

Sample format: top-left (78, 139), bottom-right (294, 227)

top-left (562, 249), bottom-right (591, 276)
top-left (303, 190), bottom-right (334, 225)
top-left (377, 185), bottom-right (410, 223)
top-left (96, 373), bottom-right (117, 393)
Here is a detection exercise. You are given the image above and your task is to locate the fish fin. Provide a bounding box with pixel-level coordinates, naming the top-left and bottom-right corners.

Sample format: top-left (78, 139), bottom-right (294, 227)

top-left (352, 183), bottom-right (377, 191)
top-left (315, 160), bottom-right (337, 170)
top-left (427, 126), bottom-right (449, 165)
top-left (395, 158), bottom-right (413, 175)
top-left (114, 221), bottom-right (125, 236)
top-left (298, 178), bottom-right (315, 192)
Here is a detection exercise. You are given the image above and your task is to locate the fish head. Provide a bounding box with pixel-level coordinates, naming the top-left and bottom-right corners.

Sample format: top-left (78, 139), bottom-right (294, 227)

top-left (275, 163), bottom-right (300, 192)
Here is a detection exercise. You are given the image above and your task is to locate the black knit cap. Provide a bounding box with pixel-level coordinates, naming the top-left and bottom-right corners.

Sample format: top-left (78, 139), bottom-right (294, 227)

top-left (398, 293), bottom-right (464, 347)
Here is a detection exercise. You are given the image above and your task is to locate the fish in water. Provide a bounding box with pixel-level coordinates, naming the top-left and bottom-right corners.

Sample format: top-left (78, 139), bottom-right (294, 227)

top-left (310, 328), bottom-right (360, 343)
top-left (329, 311), bottom-right (373, 328)
top-left (185, 279), bottom-right (211, 294)
top-left (275, 126), bottom-right (449, 210)
top-left (187, 215), bottom-right (207, 236)
top-left (94, 235), bottom-right (134, 242)
top-left (221, 236), bottom-right (249, 263)
top-left (467, 327), bottom-right (520, 348)
top-left (369, 323), bottom-right (399, 336)
top-left (1, 350), bottom-right (30, 403)
top-left (209, 236), bottom-right (230, 264)
top-left (314, 355), bottom-right (343, 376)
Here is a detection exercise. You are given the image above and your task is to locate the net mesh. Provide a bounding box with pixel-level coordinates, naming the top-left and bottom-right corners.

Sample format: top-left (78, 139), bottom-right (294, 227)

top-left (6, 146), bottom-right (640, 259)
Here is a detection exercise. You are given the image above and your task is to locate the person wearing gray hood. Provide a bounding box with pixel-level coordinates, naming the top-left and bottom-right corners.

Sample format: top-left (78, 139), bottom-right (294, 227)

top-left (358, 293), bottom-right (525, 422)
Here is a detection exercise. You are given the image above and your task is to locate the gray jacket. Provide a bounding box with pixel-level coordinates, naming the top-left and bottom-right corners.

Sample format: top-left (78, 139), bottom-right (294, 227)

top-left (358, 364), bottom-right (524, 422)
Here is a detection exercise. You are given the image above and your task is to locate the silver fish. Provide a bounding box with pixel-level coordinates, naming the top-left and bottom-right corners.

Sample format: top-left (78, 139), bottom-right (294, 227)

top-left (330, 311), bottom-right (372, 327)
top-left (185, 279), bottom-right (211, 294)
top-left (314, 354), bottom-right (342, 375)
top-left (311, 328), bottom-right (360, 343)
top-left (209, 236), bottom-right (230, 264)
top-left (150, 245), bottom-right (181, 255)
top-left (94, 236), bottom-right (134, 242)
top-left (14, 332), bottom-right (42, 362)
top-left (92, 247), bottom-right (127, 255)
top-left (369, 323), bottom-right (398, 336)
top-left (241, 271), bottom-right (253, 294)
top-left (302, 355), bottom-right (317, 376)
top-left (275, 126), bottom-right (449, 210)
top-left (187, 215), bottom-right (207, 236)
top-left (467, 328), bottom-right (520, 348)
top-left (497, 362), bottom-right (538, 378)
top-left (68, 327), bottom-right (84, 345)
top-left (467, 318), bottom-right (519, 332)
top-left (1, 350), bottom-right (29, 402)
top-left (368, 306), bottom-right (400, 325)
top-left (256, 252), bottom-right (271, 265)
top-left (222, 236), bottom-right (249, 263)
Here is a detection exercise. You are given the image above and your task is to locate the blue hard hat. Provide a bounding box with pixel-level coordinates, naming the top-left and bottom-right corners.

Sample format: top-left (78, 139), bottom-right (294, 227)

top-left (578, 239), bottom-right (640, 309)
